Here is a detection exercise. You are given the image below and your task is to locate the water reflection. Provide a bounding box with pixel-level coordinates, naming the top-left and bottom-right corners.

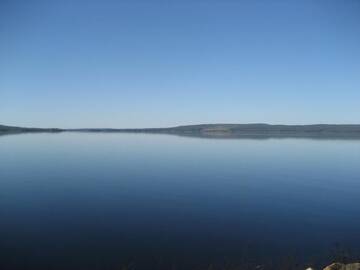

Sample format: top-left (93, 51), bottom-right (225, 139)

top-left (0, 133), bottom-right (359, 270)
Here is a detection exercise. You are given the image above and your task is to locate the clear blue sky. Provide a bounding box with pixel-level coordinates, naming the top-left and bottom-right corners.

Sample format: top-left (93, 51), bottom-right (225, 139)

top-left (1, 0), bottom-right (359, 128)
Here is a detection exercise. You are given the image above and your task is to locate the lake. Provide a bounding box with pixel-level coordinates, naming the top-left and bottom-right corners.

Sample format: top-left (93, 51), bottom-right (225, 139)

top-left (1, 133), bottom-right (359, 270)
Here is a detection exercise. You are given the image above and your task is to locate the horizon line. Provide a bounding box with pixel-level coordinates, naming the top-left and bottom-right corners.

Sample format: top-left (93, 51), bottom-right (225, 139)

top-left (3, 122), bottom-right (360, 130)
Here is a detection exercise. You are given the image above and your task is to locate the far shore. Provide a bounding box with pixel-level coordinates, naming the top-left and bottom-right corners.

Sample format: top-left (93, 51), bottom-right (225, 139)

top-left (2, 123), bottom-right (360, 139)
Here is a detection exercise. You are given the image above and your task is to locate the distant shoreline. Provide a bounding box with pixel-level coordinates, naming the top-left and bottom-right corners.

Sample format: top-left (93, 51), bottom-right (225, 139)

top-left (2, 123), bottom-right (360, 139)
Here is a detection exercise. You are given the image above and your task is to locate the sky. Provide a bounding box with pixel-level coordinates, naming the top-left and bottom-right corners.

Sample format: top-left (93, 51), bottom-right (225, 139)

top-left (1, 0), bottom-right (359, 128)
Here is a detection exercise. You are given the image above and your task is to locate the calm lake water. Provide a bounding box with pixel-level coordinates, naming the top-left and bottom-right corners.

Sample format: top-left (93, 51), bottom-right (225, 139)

top-left (1, 133), bottom-right (360, 270)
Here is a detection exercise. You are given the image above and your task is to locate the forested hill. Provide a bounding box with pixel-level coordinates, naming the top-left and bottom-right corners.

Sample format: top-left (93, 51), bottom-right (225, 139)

top-left (0, 124), bottom-right (62, 133)
top-left (2, 123), bottom-right (360, 137)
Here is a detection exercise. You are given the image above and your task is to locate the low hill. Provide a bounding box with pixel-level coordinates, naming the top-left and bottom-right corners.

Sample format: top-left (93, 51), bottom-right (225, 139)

top-left (169, 124), bottom-right (360, 135)
top-left (0, 124), bottom-right (62, 133)
top-left (2, 124), bottom-right (360, 138)
top-left (70, 124), bottom-right (360, 138)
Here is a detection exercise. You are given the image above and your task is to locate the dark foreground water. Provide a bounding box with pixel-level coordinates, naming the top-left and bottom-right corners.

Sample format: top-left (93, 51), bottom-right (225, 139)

top-left (0, 133), bottom-right (359, 270)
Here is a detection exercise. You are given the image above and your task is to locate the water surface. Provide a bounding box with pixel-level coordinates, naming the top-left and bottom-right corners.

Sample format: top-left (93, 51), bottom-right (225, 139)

top-left (1, 133), bottom-right (359, 269)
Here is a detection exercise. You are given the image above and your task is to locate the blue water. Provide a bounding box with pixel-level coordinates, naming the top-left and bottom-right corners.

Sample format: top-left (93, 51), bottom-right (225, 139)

top-left (0, 133), bottom-right (359, 269)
